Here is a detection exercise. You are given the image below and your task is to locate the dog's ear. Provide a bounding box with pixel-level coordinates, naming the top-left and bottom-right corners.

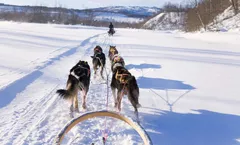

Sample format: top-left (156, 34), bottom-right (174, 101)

top-left (91, 56), bottom-right (95, 59)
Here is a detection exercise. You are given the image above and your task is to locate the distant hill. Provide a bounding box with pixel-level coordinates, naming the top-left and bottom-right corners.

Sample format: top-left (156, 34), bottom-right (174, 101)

top-left (0, 3), bottom-right (161, 26)
top-left (142, 12), bottom-right (185, 31)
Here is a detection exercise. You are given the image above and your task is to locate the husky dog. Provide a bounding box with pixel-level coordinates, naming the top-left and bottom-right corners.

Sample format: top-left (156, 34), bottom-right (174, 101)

top-left (94, 45), bottom-right (102, 54)
top-left (56, 60), bottom-right (90, 117)
top-left (111, 54), bottom-right (125, 72)
top-left (91, 46), bottom-right (106, 78)
top-left (108, 46), bottom-right (118, 61)
top-left (111, 63), bottom-right (141, 119)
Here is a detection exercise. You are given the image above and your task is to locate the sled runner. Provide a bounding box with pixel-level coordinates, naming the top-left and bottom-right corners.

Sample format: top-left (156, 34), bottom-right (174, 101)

top-left (55, 110), bottom-right (152, 145)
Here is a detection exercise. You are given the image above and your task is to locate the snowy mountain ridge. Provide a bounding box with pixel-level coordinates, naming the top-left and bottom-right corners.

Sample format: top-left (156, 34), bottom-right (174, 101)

top-left (0, 3), bottom-right (160, 24)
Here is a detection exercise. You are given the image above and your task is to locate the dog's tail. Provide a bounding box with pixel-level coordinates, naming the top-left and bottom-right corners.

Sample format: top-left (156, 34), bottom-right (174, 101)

top-left (56, 89), bottom-right (73, 100)
top-left (127, 76), bottom-right (141, 108)
top-left (56, 77), bottom-right (77, 100)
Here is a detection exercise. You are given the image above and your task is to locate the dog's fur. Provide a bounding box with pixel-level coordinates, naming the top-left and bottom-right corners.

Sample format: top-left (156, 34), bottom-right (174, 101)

top-left (111, 54), bottom-right (125, 72)
top-left (108, 46), bottom-right (118, 61)
top-left (111, 63), bottom-right (141, 119)
top-left (94, 45), bottom-right (102, 54)
top-left (91, 46), bottom-right (106, 78)
top-left (56, 60), bottom-right (91, 117)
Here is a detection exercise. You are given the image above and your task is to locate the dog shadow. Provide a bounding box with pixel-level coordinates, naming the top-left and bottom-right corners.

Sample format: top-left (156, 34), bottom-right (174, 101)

top-left (137, 77), bottom-right (195, 90)
top-left (137, 76), bottom-right (195, 112)
top-left (126, 63), bottom-right (161, 70)
top-left (140, 109), bottom-right (240, 145)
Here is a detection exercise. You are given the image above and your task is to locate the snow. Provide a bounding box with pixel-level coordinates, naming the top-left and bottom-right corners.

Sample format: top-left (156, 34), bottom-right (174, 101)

top-left (0, 21), bottom-right (240, 145)
top-left (181, 31), bottom-right (240, 46)
top-left (209, 6), bottom-right (240, 32)
top-left (143, 12), bottom-right (185, 30)
top-left (143, 13), bottom-right (165, 28)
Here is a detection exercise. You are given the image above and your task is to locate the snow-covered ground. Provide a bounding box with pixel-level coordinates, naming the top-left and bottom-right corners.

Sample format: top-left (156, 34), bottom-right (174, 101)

top-left (209, 6), bottom-right (240, 32)
top-left (0, 22), bottom-right (240, 145)
top-left (143, 12), bottom-right (185, 30)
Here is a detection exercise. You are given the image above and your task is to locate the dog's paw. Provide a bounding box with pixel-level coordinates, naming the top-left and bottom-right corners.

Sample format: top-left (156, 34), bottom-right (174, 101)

top-left (69, 112), bottom-right (74, 118)
top-left (114, 102), bottom-right (118, 108)
top-left (82, 103), bottom-right (87, 109)
top-left (136, 104), bottom-right (141, 108)
top-left (75, 108), bottom-right (80, 113)
top-left (80, 107), bottom-right (87, 112)
top-left (101, 75), bottom-right (104, 79)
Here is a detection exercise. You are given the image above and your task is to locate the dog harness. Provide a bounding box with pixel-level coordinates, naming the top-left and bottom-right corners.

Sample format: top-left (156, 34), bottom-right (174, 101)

top-left (112, 55), bottom-right (123, 63)
top-left (115, 69), bottom-right (131, 84)
top-left (112, 63), bottom-right (123, 71)
top-left (77, 64), bottom-right (90, 77)
top-left (70, 71), bottom-right (81, 80)
top-left (71, 64), bottom-right (90, 80)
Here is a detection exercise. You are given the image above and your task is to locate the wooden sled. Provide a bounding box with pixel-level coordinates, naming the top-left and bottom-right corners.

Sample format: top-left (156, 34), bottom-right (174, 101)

top-left (55, 110), bottom-right (152, 145)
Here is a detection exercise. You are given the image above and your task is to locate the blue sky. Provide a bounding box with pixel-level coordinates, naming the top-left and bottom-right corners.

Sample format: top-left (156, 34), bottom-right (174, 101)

top-left (0, 0), bottom-right (184, 9)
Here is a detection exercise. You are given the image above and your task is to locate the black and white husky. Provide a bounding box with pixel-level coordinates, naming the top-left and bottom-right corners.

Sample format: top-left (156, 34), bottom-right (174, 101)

top-left (56, 60), bottom-right (91, 117)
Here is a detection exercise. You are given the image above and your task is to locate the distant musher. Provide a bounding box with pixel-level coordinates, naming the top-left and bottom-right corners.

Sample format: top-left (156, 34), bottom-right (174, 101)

top-left (108, 22), bottom-right (115, 36)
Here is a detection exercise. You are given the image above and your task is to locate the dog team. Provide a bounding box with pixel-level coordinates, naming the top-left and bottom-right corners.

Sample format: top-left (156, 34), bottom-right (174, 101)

top-left (56, 45), bottom-right (141, 119)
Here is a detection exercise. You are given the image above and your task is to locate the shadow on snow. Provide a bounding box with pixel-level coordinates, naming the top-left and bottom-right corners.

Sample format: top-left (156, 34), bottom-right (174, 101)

top-left (126, 63), bottom-right (161, 70)
top-left (137, 77), bottom-right (195, 90)
top-left (0, 71), bottom-right (43, 108)
top-left (0, 34), bottom-right (101, 108)
top-left (141, 109), bottom-right (240, 145)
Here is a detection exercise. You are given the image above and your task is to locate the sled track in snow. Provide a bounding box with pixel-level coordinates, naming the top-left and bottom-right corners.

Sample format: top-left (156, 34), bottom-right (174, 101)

top-left (0, 82), bottom-right (62, 144)
top-left (10, 84), bottom-right (61, 144)
top-left (23, 33), bottom-right (112, 144)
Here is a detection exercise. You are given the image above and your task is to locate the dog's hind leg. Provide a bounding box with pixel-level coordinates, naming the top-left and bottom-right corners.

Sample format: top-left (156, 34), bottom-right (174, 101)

top-left (93, 65), bottom-right (97, 78)
top-left (111, 87), bottom-right (117, 108)
top-left (135, 108), bottom-right (139, 123)
top-left (70, 98), bottom-right (74, 118)
top-left (117, 90), bottom-right (123, 112)
top-left (127, 91), bottom-right (140, 122)
top-left (81, 89), bottom-right (87, 110)
top-left (73, 93), bottom-right (80, 113)
top-left (100, 66), bottom-right (104, 79)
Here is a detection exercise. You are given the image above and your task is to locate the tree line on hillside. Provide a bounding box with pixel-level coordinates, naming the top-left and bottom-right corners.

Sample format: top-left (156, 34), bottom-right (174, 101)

top-left (161, 0), bottom-right (239, 31)
top-left (0, 4), bottom-right (145, 28)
